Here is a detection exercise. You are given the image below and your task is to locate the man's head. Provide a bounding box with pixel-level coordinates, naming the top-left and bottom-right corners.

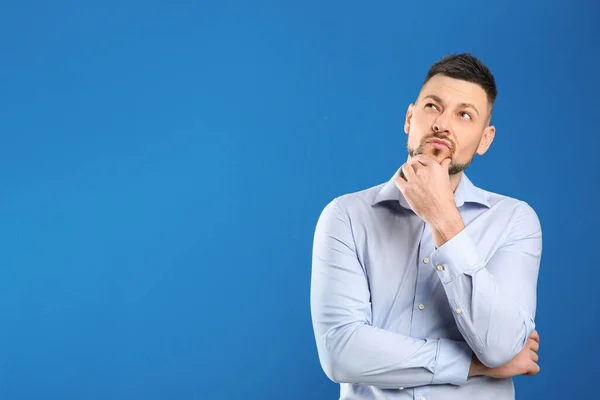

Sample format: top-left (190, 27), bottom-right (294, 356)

top-left (404, 53), bottom-right (497, 175)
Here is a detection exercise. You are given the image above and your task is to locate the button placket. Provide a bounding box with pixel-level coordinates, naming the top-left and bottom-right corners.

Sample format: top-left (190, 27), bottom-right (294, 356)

top-left (411, 223), bottom-right (437, 339)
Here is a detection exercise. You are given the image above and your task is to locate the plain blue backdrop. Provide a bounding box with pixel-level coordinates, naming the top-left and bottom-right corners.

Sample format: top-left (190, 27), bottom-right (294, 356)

top-left (0, 1), bottom-right (598, 399)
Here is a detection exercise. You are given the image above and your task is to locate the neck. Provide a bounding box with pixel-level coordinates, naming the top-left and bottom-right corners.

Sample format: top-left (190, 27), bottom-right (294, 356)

top-left (449, 170), bottom-right (463, 193)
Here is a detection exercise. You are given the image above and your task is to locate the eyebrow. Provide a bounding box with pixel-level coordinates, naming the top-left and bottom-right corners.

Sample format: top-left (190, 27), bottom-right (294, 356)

top-left (422, 94), bottom-right (480, 116)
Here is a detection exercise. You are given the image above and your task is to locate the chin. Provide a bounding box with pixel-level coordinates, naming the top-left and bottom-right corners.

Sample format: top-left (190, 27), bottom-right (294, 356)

top-left (425, 149), bottom-right (452, 162)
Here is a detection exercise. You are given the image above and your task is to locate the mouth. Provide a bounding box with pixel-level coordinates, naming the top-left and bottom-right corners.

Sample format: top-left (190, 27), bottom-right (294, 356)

top-left (426, 139), bottom-right (451, 150)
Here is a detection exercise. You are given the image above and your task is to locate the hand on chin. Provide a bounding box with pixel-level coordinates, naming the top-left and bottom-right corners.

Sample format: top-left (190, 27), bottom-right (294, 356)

top-left (419, 148), bottom-right (452, 166)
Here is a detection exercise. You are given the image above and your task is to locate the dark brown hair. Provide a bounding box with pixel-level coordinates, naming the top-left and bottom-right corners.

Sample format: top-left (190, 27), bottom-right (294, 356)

top-left (424, 53), bottom-right (497, 115)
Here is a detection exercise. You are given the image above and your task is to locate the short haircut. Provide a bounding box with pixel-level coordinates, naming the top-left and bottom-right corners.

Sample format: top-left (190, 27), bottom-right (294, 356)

top-left (423, 53), bottom-right (497, 118)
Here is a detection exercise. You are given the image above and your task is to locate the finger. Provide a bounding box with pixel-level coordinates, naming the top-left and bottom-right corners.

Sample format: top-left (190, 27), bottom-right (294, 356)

top-left (523, 363), bottom-right (540, 376)
top-left (397, 168), bottom-right (407, 182)
top-left (401, 163), bottom-right (417, 181)
top-left (528, 338), bottom-right (539, 353)
top-left (530, 350), bottom-right (539, 363)
top-left (529, 330), bottom-right (539, 343)
top-left (409, 162), bottom-right (427, 177)
top-left (440, 157), bottom-right (452, 171)
top-left (395, 165), bottom-right (412, 189)
top-left (410, 154), bottom-right (434, 166)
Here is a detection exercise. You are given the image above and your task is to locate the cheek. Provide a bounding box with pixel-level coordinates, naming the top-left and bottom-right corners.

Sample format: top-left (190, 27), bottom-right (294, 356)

top-left (407, 116), bottom-right (429, 140)
top-left (453, 137), bottom-right (480, 159)
top-left (407, 131), bottom-right (424, 148)
top-left (411, 110), bottom-right (433, 127)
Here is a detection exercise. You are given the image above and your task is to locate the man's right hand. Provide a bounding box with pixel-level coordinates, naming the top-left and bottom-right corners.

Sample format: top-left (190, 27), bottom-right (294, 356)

top-left (469, 330), bottom-right (540, 378)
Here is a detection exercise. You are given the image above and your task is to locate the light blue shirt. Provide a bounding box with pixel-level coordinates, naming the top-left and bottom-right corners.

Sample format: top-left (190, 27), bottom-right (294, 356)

top-left (310, 168), bottom-right (542, 400)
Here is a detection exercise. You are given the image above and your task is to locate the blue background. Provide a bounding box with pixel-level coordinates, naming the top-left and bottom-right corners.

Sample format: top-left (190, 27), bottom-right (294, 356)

top-left (0, 1), bottom-right (598, 399)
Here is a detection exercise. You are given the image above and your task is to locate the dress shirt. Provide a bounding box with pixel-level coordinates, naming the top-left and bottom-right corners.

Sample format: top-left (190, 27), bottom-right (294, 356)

top-left (310, 168), bottom-right (542, 400)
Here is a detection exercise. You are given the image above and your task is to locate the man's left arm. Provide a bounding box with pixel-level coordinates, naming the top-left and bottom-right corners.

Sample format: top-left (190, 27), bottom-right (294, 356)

top-left (429, 201), bottom-right (542, 369)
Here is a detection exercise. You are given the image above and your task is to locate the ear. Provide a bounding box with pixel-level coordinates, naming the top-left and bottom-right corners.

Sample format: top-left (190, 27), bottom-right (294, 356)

top-left (477, 125), bottom-right (496, 155)
top-left (404, 104), bottom-right (415, 135)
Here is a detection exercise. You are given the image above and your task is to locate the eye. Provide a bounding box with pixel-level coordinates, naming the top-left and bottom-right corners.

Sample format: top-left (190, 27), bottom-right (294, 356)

top-left (459, 111), bottom-right (472, 120)
top-left (425, 103), bottom-right (439, 111)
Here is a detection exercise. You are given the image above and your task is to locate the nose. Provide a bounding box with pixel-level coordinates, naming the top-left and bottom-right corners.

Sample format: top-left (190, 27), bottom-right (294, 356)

top-left (432, 114), bottom-right (451, 135)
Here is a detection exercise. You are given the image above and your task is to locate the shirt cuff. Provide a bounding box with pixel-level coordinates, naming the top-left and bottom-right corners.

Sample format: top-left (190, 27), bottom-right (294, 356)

top-left (432, 338), bottom-right (472, 386)
top-left (429, 228), bottom-right (482, 284)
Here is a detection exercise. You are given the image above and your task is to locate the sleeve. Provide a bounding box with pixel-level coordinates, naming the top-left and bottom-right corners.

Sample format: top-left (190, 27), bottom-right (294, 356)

top-left (429, 201), bottom-right (542, 368)
top-left (310, 198), bottom-right (473, 389)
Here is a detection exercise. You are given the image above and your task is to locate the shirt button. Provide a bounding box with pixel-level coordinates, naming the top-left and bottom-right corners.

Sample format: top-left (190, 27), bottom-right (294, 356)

top-left (418, 304), bottom-right (425, 310)
top-left (455, 308), bottom-right (462, 314)
top-left (436, 264), bottom-right (444, 271)
top-left (423, 257), bottom-right (429, 264)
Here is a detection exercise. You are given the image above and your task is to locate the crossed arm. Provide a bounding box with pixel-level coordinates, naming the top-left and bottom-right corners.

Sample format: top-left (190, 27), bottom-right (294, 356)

top-left (310, 198), bottom-right (542, 389)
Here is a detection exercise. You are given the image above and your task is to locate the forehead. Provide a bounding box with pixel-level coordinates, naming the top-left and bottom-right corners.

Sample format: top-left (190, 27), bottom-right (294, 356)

top-left (418, 74), bottom-right (488, 108)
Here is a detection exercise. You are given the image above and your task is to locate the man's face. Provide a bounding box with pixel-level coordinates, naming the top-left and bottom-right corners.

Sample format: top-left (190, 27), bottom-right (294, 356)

top-left (404, 74), bottom-right (495, 175)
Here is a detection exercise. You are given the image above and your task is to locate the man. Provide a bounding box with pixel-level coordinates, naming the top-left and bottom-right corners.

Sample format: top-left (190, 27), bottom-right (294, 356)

top-left (310, 53), bottom-right (542, 400)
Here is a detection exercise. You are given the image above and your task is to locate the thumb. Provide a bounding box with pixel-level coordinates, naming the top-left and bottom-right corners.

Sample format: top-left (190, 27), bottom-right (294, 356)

top-left (441, 158), bottom-right (452, 171)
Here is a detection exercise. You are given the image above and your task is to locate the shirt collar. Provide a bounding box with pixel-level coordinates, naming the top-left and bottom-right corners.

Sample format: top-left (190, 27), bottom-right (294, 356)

top-left (371, 168), bottom-right (491, 210)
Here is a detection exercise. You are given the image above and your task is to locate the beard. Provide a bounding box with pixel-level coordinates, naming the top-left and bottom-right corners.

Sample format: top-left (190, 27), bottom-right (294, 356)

top-left (407, 132), bottom-right (472, 175)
